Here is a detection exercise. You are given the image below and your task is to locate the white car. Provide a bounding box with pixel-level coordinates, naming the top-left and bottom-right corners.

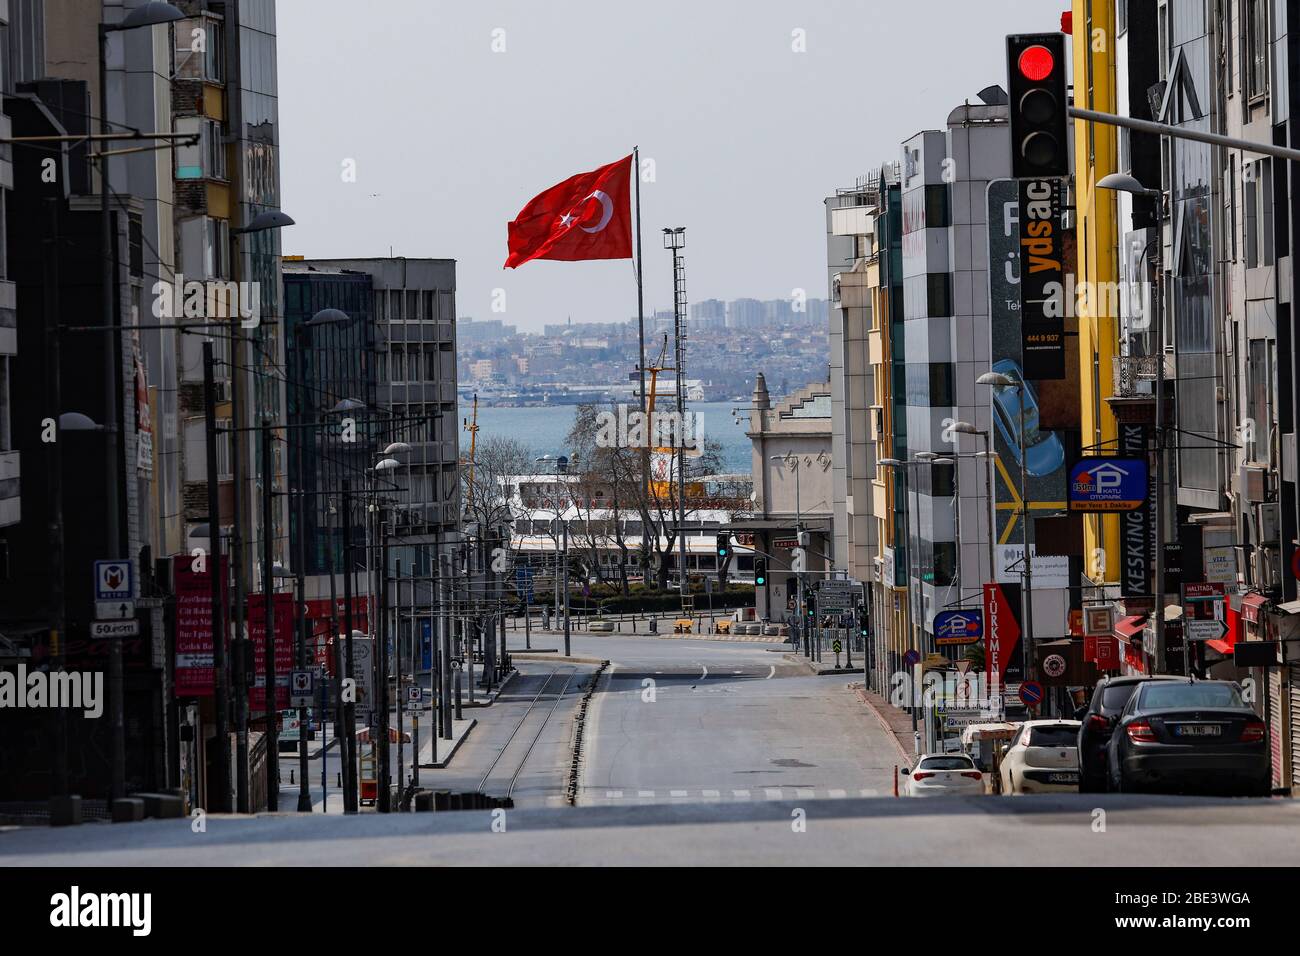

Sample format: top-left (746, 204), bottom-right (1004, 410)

top-left (902, 753), bottom-right (985, 797)
top-left (999, 719), bottom-right (1081, 794)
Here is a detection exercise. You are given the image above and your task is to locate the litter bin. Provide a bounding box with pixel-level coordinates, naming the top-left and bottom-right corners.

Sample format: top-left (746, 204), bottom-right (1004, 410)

top-left (648, 618), bottom-right (657, 634)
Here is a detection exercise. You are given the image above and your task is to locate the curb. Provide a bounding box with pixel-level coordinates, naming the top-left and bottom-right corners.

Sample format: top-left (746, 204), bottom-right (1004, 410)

top-left (784, 654), bottom-right (866, 677)
top-left (419, 718), bottom-right (477, 770)
top-left (513, 652), bottom-right (608, 666)
top-left (566, 660), bottom-right (611, 806)
top-left (851, 682), bottom-right (914, 766)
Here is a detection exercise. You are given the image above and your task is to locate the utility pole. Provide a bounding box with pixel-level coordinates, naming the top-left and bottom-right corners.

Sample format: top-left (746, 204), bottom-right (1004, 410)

top-left (377, 510), bottom-right (391, 812)
top-left (44, 197), bottom-right (68, 800)
top-left (293, 412), bottom-right (312, 812)
top-left (395, 559), bottom-right (405, 797)
top-left (260, 426), bottom-right (278, 812)
top-left (341, 479), bottom-right (358, 814)
top-left (562, 519), bottom-right (571, 657)
top-left (664, 227), bottom-right (688, 604)
top-left (439, 551), bottom-right (454, 740)
top-left (203, 341), bottom-right (231, 812)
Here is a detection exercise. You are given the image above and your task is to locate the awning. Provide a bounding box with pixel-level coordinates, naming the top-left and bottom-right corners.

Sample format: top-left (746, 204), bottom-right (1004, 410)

top-left (1206, 639), bottom-right (1233, 655)
top-left (1113, 614), bottom-right (1147, 644)
top-left (1277, 600), bottom-right (1300, 615)
top-left (1242, 592), bottom-right (1267, 625)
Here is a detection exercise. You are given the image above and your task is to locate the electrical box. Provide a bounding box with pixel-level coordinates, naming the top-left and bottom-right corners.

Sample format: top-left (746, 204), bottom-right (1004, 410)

top-left (1240, 463), bottom-right (1268, 504)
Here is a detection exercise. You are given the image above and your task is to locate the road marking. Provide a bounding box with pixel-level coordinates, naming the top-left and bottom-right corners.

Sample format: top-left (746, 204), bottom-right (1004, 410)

top-left (700, 665), bottom-right (708, 680)
top-left (828, 788), bottom-right (847, 798)
top-left (764, 788), bottom-right (782, 800)
top-left (670, 789), bottom-right (688, 798)
top-left (796, 788), bottom-right (814, 799)
top-left (605, 790), bottom-right (624, 799)
top-left (701, 789), bottom-right (720, 798)
top-left (732, 789), bottom-right (751, 799)
top-left (638, 790), bottom-right (654, 798)
top-left (858, 788), bottom-right (878, 797)
top-left (766, 665), bottom-right (775, 679)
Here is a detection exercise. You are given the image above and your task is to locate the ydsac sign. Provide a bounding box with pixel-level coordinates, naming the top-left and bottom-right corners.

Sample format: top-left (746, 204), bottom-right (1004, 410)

top-left (1068, 457), bottom-right (1148, 512)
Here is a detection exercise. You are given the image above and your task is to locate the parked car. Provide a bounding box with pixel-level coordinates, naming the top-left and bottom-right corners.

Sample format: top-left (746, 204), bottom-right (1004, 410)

top-left (902, 753), bottom-right (985, 797)
top-left (1076, 675), bottom-right (1183, 792)
top-left (988, 358), bottom-right (1066, 477)
top-left (999, 719), bottom-right (1081, 794)
top-left (1106, 679), bottom-right (1270, 796)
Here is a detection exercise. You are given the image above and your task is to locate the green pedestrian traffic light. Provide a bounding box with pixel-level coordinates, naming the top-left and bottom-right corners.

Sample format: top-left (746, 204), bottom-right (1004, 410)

top-left (716, 532), bottom-right (730, 559)
top-left (754, 558), bottom-right (767, 586)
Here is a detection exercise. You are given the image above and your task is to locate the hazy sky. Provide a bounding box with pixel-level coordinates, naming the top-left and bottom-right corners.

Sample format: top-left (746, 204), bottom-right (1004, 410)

top-left (278, 0), bottom-right (1056, 332)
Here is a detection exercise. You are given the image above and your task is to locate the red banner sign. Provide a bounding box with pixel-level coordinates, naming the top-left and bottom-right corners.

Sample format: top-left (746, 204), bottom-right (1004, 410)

top-left (247, 592), bottom-right (295, 713)
top-left (173, 554), bottom-right (227, 698)
top-left (984, 583), bottom-right (1021, 688)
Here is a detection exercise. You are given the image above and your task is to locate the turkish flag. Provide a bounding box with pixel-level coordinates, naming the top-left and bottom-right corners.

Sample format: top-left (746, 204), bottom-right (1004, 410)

top-left (504, 155), bottom-right (633, 268)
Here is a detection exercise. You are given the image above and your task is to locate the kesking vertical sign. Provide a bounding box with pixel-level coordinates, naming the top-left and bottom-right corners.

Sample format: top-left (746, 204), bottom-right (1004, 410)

top-left (1018, 178), bottom-right (1066, 379)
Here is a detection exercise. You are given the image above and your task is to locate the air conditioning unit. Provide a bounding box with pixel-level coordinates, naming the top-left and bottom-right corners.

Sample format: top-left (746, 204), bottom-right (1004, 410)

top-left (1253, 547), bottom-right (1280, 592)
top-left (1258, 502), bottom-right (1280, 543)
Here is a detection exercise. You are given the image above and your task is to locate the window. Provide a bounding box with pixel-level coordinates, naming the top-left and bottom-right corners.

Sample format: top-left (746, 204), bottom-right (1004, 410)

top-left (407, 291), bottom-right (419, 320)
top-left (390, 346), bottom-right (404, 381)
top-left (1243, 159), bottom-right (1273, 268)
top-left (407, 349), bottom-right (420, 382)
top-left (390, 290), bottom-right (403, 320)
top-left (1246, 0), bottom-right (1268, 101)
top-left (174, 18), bottom-right (223, 81)
top-left (424, 346), bottom-right (437, 381)
top-left (926, 272), bottom-right (952, 317)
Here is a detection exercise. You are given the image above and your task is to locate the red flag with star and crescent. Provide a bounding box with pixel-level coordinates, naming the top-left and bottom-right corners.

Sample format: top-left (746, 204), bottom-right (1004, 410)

top-left (504, 154), bottom-right (634, 268)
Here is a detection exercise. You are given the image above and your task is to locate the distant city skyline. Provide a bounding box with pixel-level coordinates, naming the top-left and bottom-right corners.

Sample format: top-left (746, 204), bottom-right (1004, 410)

top-left (278, 0), bottom-right (1051, 333)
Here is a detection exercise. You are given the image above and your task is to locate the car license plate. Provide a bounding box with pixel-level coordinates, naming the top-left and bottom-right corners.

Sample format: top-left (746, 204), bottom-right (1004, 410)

top-left (1175, 724), bottom-right (1222, 736)
top-left (1048, 772), bottom-right (1078, 784)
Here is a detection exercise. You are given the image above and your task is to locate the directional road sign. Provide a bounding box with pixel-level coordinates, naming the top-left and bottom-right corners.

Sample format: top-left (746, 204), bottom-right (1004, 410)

top-left (94, 559), bottom-right (133, 601)
top-left (90, 620), bottom-right (140, 639)
top-left (1185, 619), bottom-right (1228, 642)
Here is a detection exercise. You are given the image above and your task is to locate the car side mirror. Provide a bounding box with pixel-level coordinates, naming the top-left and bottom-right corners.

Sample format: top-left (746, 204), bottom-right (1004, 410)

top-left (900, 767), bottom-right (910, 776)
top-left (1000, 744), bottom-right (1010, 756)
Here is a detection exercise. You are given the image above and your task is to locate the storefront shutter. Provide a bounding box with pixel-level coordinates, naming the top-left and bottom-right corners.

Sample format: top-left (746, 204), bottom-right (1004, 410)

top-left (1290, 666), bottom-right (1300, 794)
top-left (1269, 669), bottom-right (1286, 791)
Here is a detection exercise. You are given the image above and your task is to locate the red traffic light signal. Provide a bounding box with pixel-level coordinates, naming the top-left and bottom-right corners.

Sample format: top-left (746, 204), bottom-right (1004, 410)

top-left (1007, 32), bottom-right (1069, 179)
top-left (1017, 44), bottom-right (1054, 81)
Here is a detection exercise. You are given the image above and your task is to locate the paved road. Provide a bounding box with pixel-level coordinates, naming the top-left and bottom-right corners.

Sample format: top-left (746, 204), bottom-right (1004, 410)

top-left (575, 642), bottom-right (895, 806)
top-left (6, 629), bottom-right (1292, 865)
top-left (3, 794), bottom-right (1297, 865)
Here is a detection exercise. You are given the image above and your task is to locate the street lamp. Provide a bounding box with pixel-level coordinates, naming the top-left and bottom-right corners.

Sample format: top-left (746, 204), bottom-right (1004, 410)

top-left (977, 370), bottom-right (1035, 685)
top-left (536, 454), bottom-right (572, 656)
top-left (95, 0), bottom-right (186, 807)
top-left (1098, 173), bottom-right (1167, 673)
top-left (951, 421), bottom-right (996, 589)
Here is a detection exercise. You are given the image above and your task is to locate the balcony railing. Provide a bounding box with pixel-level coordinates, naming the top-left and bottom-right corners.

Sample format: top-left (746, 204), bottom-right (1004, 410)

top-left (1112, 355), bottom-right (1158, 398)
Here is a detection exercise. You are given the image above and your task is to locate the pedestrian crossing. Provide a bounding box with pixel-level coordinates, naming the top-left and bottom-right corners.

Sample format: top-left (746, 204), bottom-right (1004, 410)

top-left (578, 786), bottom-right (882, 805)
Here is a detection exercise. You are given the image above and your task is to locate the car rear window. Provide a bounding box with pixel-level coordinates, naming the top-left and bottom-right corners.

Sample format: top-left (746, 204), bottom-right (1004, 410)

top-left (917, 756), bottom-right (974, 771)
top-left (1028, 725), bottom-right (1078, 747)
top-left (1099, 683), bottom-right (1139, 712)
top-left (1140, 682), bottom-right (1244, 710)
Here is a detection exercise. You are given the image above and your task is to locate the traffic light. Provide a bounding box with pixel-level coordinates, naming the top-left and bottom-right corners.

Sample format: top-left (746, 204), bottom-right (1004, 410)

top-left (1007, 32), bottom-right (1069, 178)
top-left (806, 591), bottom-right (817, 619)
top-left (753, 558), bottom-right (767, 587)
top-left (858, 610), bottom-right (869, 638)
top-left (716, 532), bottom-right (730, 559)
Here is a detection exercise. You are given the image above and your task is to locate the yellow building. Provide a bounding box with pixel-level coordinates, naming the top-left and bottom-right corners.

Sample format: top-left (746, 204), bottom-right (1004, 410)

top-left (1072, 0), bottom-right (1121, 587)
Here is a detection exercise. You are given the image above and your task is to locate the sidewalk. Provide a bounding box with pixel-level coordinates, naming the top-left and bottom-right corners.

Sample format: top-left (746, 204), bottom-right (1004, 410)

top-left (850, 682), bottom-right (919, 765)
top-left (787, 653), bottom-right (866, 676)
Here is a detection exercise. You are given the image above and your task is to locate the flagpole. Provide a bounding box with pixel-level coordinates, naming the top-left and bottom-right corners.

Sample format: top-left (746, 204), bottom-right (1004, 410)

top-left (633, 145), bottom-right (651, 535)
top-left (633, 146), bottom-right (647, 416)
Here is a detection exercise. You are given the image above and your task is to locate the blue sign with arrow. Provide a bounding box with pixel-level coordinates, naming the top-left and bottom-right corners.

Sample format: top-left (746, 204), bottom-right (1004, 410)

top-left (1068, 456), bottom-right (1148, 512)
top-left (934, 609), bottom-right (983, 646)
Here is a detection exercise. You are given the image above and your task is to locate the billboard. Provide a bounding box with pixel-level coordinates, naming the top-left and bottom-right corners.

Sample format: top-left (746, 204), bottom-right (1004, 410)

top-left (1068, 457), bottom-right (1148, 511)
top-left (934, 609), bottom-right (983, 646)
top-left (247, 591), bottom-right (295, 713)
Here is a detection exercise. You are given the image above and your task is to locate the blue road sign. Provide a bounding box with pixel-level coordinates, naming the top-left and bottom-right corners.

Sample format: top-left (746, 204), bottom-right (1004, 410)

top-left (1019, 680), bottom-right (1045, 707)
top-left (934, 609), bottom-right (983, 646)
top-left (1068, 457), bottom-right (1148, 512)
top-left (93, 559), bottom-right (133, 601)
top-left (420, 619), bottom-right (432, 670)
